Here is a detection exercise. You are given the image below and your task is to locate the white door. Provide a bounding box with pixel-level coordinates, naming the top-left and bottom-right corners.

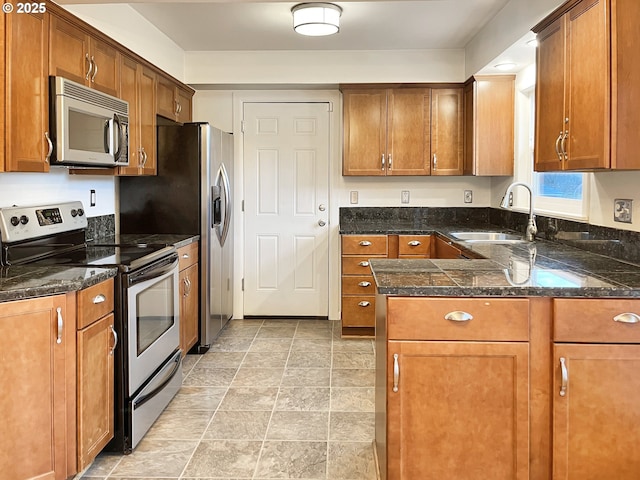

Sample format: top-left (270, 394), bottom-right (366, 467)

top-left (243, 102), bottom-right (330, 316)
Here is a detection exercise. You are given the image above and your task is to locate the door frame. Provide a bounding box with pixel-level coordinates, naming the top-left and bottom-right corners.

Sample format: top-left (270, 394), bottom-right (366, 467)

top-left (233, 91), bottom-right (342, 320)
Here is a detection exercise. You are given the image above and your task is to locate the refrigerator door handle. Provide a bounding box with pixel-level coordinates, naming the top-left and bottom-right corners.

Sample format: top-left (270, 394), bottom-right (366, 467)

top-left (216, 163), bottom-right (232, 246)
top-left (211, 185), bottom-right (222, 229)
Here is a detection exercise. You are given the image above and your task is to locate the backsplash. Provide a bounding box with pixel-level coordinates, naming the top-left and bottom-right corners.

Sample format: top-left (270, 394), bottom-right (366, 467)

top-left (87, 214), bottom-right (115, 241)
top-left (340, 207), bottom-right (640, 266)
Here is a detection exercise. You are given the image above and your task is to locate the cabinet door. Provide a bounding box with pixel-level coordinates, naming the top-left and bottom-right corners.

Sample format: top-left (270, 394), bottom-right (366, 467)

top-left (0, 295), bottom-right (73, 479)
top-left (563, 0), bottom-right (609, 170)
top-left (535, 16), bottom-right (566, 172)
top-left (431, 88), bottom-right (463, 175)
top-left (177, 86), bottom-right (193, 123)
top-left (180, 264), bottom-right (199, 356)
top-left (88, 36), bottom-right (119, 97)
top-left (553, 344), bottom-right (640, 480)
top-left (49, 14), bottom-right (90, 85)
top-left (343, 89), bottom-right (387, 175)
top-left (77, 314), bottom-right (115, 471)
top-left (118, 55), bottom-right (142, 175)
top-left (387, 341), bottom-right (529, 480)
top-left (433, 236), bottom-right (461, 259)
top-left (139, 66), bottom-right (157, 175)
top-left (156, 75), bottom-right (178, 120)
top-left (4, 11), bottom-right (50, 172)
top-left (387, 89), bottom-right (431, 175)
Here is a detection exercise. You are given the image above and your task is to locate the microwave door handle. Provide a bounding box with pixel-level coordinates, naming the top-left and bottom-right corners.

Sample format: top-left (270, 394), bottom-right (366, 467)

top-left (113, 114), bottom-right (123, 161)
top-left (104, 119), bottom-right (111, 154)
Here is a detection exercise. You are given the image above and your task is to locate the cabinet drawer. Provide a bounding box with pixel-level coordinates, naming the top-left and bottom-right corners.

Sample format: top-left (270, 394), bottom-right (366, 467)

top-left (554, 299), bottom-right (640, 343)
top-left (398, 235), bottom-right (431, 256)
top-left (342, 235), bottom-right (388, 255)
top-left (342, 296), bottom-right (376, 327)
top-left (77, 279), bottom-right (115, 329)
top-left (387, 297), bottom-right (529, 341)
top-left (341, 255), bottom-right (385, 275)
top-left (342, 275), bottom-right (375, 295)
top-left (177, 241), bottom-right (199, 270)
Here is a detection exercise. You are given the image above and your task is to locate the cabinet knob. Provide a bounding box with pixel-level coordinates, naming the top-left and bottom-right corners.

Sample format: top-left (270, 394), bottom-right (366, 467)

top-left (358, 281), bottom-right (371, 287)
top-left (408, 240), bottom-right (421, 247)
top-left (358, 261), bottom-right (369, 267)
top-left (358, 301), bottom-right (370, 307)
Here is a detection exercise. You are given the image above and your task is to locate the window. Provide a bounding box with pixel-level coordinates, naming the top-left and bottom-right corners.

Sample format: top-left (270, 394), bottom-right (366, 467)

top-left (512, 82), bottom-right (589, 221)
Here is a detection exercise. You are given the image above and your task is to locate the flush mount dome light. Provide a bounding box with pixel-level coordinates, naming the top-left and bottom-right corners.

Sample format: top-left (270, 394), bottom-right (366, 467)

top-left (494, 62), bottom-right (517, 71)
top-left (292, 3), bottom-right (342, 36)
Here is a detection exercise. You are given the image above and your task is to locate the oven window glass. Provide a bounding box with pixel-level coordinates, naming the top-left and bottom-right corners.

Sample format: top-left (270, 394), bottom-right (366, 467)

top-left (68, 109), bottom-right (109, 153)
top-left (136, 275), bottom-right (175, 355)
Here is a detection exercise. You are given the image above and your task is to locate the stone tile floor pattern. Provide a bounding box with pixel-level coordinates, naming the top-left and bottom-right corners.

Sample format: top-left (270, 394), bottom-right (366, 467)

top-left (78, 319), bottom-right (377, 480)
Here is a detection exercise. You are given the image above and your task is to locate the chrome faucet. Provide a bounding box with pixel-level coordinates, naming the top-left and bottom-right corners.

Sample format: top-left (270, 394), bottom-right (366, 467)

top-left (500, 182), bottom-right (537, 242)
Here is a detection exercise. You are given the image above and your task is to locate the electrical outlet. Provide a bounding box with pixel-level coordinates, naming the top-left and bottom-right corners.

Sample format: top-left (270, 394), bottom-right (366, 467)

top-left (614, 198), bottom-right (632, 223)
top-left (464, 190), bottom-right (473, 203)
top-left (508, 191), bottom-right (514, 207)
top-left (350, 191), bottom-right (358, 204)
top-left (401, 190), bottom-right (410, 204)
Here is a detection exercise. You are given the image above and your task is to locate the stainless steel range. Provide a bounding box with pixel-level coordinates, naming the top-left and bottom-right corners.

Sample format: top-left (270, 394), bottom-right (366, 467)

top-left (0, 201), bottom-right (182, 453)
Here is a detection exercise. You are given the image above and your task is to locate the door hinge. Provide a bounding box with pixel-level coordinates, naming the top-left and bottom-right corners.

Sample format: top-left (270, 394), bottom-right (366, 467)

top-left (241, 200), bottom-right (244, 212)
top-left (241, 278), bottom-right (244, 291)
top-left (241, 120), bottom-right (246, 133)
top-left (327, 102), bottom-right (333, 112)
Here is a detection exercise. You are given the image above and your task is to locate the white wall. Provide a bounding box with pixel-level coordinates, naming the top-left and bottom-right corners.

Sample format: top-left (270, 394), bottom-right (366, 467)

top-left (464, 0), bottom-right (565, 78)
top-left (0, 169), bottom-right (116, 217)
top-left (186, 49), bottom-right (465, 85)
top-left (589, 172), bottom-right (640, 231)
top-left (64, 4), bottom-right (185, 80)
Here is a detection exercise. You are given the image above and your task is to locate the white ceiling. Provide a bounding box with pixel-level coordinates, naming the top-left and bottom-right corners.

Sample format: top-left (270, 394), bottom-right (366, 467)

top-left (59, 0), bottom-right (537, 72)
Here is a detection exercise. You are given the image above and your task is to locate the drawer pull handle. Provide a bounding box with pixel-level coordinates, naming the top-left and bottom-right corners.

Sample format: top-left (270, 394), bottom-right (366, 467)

top-left (359, 240), bottom-right (372, 246)
top-left (56, 307), bottom-right (63, 345)
top-left (444, 311), bottom-right (473, 322)
top-left (408, 240), bottom-right (421, 246)
top-left (358, 261), bottom-right (370, 267)
top-left (358, 301), bottom-right (371, 307)
top-left (393, 353), bottom-right (399, 392)
top-left (182, 253), bottom-right (190, 259)
top-left (559, 357), bottom-right (568, 397)
top-left (358, 281), bottom-right (371, 287)
top-left (613, 313), bottom-right (640, 324)
top-left (92, 294), bottom-right (106, 304)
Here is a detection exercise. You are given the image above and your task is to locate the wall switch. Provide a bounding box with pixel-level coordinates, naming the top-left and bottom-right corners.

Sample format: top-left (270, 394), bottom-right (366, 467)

top-left (614, 198), bottom-right (633, 223)
top-left (508, 191), bottom-right (514, 207)
top-left (401, 190), bottom-right (410, 204)
top-left (350, 191), bottom-right (359, 204)
top-left (464, 190), bottom-right (473, 203)
top-left (90, 189), bottom-right (96, 207)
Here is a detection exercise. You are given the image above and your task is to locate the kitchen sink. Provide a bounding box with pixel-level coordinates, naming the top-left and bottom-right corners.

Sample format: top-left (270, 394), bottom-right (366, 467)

top-left (449, 231), bottom-right (527, 244)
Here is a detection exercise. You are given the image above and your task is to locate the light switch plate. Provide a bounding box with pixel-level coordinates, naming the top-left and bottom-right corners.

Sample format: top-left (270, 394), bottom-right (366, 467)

top-left (614, 199), bottom-right (632, 223)
top-left (464, 190), bottom-right (473, 203)
top-left (350, 191), bottom-right (358, 204)
top-left (401, 191), bottom-right (410, 204)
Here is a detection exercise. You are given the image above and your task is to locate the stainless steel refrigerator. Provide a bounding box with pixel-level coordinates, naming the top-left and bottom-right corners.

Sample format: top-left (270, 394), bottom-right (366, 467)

top-left (119, 121), bottom-right (233, 351)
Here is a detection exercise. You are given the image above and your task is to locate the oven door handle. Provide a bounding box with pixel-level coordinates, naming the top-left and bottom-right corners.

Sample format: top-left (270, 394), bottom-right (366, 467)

top-left (128, 256), bottom-right (179, 287)
top-left (132, 353), bottom-right (181, 410)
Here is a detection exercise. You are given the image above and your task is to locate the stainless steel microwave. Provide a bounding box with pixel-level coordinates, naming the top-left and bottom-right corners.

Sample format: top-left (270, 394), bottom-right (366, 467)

top-left (49, 76), bottom-right (129, 168)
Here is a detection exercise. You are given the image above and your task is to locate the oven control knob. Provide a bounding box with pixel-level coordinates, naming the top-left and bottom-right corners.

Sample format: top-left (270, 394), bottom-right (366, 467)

top-left (77, 208), bottom-right (84, 217)
top-left (19, 215), bottom-right (29, 225)
top-left (70, 209), bottom-right (78, 217)
top-left (10, 216), bottom-right (19, 226)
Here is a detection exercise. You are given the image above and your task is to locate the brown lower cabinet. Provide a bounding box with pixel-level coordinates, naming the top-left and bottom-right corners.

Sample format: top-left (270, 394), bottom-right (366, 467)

top-left (376, 295), bottom-right (640, 480)
top-left (0, 294), bottom-right (76, 480)
top-left (178, 242), bottom-right (200, 356)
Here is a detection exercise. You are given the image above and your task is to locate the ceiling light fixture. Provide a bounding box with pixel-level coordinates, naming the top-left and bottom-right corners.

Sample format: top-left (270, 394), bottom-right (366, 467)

top-left (292, 3), bottom-right (342, 36)
top-left (527, 38), bottom-right (539, 47)
top-left (494, 62), bottom-right (517, 71)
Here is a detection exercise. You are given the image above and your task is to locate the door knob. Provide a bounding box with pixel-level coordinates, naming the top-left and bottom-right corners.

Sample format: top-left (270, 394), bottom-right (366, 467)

top-left (319, 204), bottom-right (326, 211)
top-left (318, 220), bottom-right (326, 227)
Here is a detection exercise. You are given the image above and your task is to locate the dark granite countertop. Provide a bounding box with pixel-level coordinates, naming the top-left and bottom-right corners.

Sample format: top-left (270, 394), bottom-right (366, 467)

top-left (0, 234), bottom-right (199, 303)
top-left (0, 266), bottom-right (117, 303)
top-left (364, 229), bottom-right (640, 297)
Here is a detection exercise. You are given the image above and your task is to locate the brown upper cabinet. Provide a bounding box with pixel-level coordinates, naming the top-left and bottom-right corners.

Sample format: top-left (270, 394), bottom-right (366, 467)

top-left (534, 0), bottom-right (640, 171)
top-left (157, 75), bottom-right (193, 123)
top-left (342, 86), bottom-right (463, 176)
top-left (49, 13), bottom-right (119, 97)
top-left (2, 11), bottom-right (51, 173)
top-left (464, 75), bottom-right (515, 176)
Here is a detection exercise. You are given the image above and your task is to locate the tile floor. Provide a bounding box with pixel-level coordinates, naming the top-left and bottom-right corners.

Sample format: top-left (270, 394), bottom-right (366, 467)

top-left (78, 318), bottom-right (378, 480)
